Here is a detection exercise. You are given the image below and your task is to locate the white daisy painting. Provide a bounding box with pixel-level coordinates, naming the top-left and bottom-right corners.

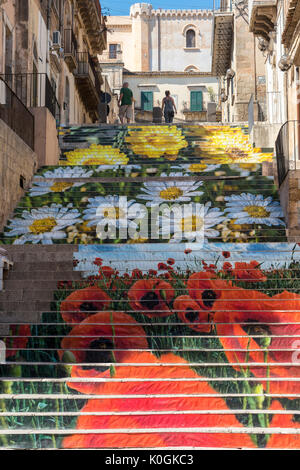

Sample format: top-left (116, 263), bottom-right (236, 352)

top-left (5, 204), bottom-right (82, 244)
top-left (171, 163), bottom-right (221, 174)
top-left (137, 173), bottom-right (204, 206)
top-left (30, 167), bottom-right (94, 197)
top-left (82, 196), bottom-right (147, 239)
top-left (160, 202), bottom-right (226, 243)
top-left (224, 193), bottom-right (285, 226)
top-left (41, 167), bottom-right (94, 179)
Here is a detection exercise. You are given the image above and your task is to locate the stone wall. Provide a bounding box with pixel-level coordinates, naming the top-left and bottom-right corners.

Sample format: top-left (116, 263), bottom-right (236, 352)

top-left (29, 108), bottom-right (60, 167)
top-left (0, 118), bottom-right (37, 231)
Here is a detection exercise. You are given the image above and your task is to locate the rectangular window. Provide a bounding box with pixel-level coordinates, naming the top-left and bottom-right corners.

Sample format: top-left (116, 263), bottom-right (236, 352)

top-left (109, 44), bottom-right (120, 59)
top-left (141, 91), bottom-right (153, 111)
top-left (190, 91), bottom-right (203, 112)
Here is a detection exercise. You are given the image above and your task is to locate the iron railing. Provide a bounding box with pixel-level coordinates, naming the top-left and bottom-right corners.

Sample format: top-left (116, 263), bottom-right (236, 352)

top-left (0, 73), bottom-right (60, 123)
top-left (100, 50), bottom-right (123, 62)
top-left (276, 120), bottom-right (300, 186)
top-left (64, 29), bottom-right (77, 57)
top-left (0, 78), bottom-right (34, 150)
top-left (75, 52), bottom-right (101, 93)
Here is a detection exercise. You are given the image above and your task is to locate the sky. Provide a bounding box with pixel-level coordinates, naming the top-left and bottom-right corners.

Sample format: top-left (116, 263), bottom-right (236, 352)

top-left (101, 0), bottom-right (215, 17)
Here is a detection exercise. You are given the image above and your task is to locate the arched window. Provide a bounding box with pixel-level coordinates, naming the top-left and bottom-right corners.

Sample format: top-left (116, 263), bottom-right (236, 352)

top-left (186, 29), bottom-right (196, 48)
top-left (184, 65), bottom-right (199, 73)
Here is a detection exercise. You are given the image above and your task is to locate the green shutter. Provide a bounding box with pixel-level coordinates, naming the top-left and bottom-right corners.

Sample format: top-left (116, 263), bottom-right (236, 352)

top-left (190, 91), bottom-right (203, 112)
top-left (141, 91), bottom-right (153, 111)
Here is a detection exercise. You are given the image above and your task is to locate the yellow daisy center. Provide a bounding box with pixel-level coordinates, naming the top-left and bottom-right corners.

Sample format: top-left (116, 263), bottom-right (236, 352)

top-left (226, 147), bottom-right (248, 160)
top-left (159, 187), bottom-right (183, 200)
top-left (245, 205), bottom-right (270, 218)
top-left (83, 157), bottom-right (110, 165)
top-left (103, 207), bottom-right (125, 219)
top-left (29, 217), bottom-right (57, 235)
top-left (239, 163), bottom-right (256, 170)
top-left (50, 182), bottom-right (72, 192)
top-left (188, 163), bottom-right (207, 172)
top-left (180, 215), bottom-right (203, 232)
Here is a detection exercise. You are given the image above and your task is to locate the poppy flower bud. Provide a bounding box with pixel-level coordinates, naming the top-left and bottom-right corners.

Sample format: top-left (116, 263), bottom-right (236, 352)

top-left (2, 381), bottom-right (13, 394)
top-left (260, 336), bottom-right (272, 349)
top-left (61, 351), bottom-right (77, 364)
top-left (9, 365), bottom-right (22, 377)
top-left (160, 289), bottom-right (167, 302)
top-left (110, 364), bottom-right (116, 377)
top-left (252, 384), bottom-right (265, 409)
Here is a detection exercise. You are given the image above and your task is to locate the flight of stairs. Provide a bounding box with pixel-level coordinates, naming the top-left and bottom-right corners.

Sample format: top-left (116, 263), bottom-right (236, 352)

top-left (0, 124), bottom-right (300, 449)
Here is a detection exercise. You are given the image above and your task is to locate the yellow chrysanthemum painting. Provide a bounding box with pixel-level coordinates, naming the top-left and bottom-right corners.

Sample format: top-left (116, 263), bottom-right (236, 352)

top-left (125, 126), bottom-right (188, 159)
top-left (61, 144), bottom-right (129, 166)
top-left (198, 126), bottom-right (273, 164)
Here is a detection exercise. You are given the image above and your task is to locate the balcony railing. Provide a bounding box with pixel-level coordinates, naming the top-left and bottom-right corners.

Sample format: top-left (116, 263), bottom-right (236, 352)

top-left (99, 51), bottom-right (123, 63)
top-left (276, 120), bottom-right (300, 186)
top-left (75, 52), bottom-right (101, 93)
top-left (64, 29), bottom-right (78, 56)
top-left (0, 73), bottom-right (60, 124)
top-left (0, 77), bottom-right (34, 150)
top-left (64, 29), bottom-right (78, 71)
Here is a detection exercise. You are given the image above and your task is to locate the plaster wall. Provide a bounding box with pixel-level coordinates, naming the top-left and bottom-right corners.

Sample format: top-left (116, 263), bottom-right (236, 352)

top-left (124, 73), bottom-right (218, 120)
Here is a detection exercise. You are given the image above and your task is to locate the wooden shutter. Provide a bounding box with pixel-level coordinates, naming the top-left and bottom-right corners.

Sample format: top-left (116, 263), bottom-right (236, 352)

top-left (141, 91), bottom-right (153, 111)
top-left (190, 91), bottom-right (203, 111)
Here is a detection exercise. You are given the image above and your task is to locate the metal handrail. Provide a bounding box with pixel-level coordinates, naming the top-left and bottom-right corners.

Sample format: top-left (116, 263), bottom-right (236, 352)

top-left (275, 120), bottom-right (300, 186)
top-left (0, 77), bottom-right (35, 150)
top-left (0, 73), bottom-right (60, 123)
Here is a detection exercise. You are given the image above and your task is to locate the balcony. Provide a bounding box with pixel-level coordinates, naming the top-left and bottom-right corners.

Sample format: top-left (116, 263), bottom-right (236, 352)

top-left (99, 50), bottom-right (124, 64)
top-left (212, 0), bottom-right (234, 76)
top-left (249, 0), bottom-right (277, 41)
top-left (76, 0), bottom-right (107, 54)
top-left (0, 73), bottom-right (60, 124)
top-left (64, 29), bottom-right (78, 72)
top-left (74, 52), bottom-right (101, 121)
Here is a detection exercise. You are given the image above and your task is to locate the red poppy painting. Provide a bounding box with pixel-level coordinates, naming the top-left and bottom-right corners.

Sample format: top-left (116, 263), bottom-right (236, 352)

top-left (173, 295), bottom-right (211, 332)
top-left (214, 290), bottom-right (300, 394)
top-left (63, 352), bottom-right (255, 449)
top-left (60, 286), bottom-right (112, 324)
top-left (128, 279), bottom-right (175, 317)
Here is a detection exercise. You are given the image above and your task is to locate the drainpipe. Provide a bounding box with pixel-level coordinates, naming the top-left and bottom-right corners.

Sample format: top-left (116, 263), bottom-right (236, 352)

top-left (46, 0), bottom-right (52, 76)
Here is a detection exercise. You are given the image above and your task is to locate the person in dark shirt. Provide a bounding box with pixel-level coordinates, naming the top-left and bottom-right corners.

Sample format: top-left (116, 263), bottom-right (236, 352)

top-left (161, 90), bottom-right (177, 123)
top-left (118, 82), bottom-right (134, 123)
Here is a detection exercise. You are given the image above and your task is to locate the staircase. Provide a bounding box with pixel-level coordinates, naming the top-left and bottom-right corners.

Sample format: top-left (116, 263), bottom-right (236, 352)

top-left (0, 124), bottom-right (299, 449)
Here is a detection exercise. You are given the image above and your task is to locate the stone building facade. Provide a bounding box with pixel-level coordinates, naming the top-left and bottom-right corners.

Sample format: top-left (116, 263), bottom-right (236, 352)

top-left (212, 0), bottom-right (267, 123)
top-left (0, 0), bottom-right (108, 126)
top-left (98, 3), bottom-right (218, 122)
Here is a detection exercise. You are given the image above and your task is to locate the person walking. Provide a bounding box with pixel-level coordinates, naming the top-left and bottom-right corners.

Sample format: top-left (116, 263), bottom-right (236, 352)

top-left (162, 91), bottom-right (177, 123)
top-left (118, 82), bottom-right (134, 124)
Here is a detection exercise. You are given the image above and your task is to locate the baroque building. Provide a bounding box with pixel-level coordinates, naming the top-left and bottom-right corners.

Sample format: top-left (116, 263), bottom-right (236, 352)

top-left (99, 3), bottom-right (218, 122)
top-left (0, 0), bottom-right (107, 127)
